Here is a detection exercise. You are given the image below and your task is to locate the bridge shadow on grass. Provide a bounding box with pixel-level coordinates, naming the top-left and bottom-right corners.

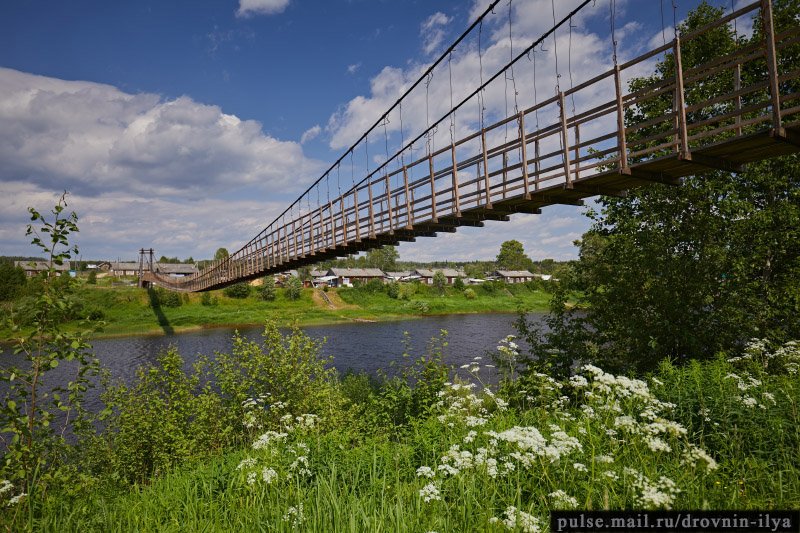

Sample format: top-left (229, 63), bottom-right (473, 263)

top-left (147, 287), bottom-right (175, 335)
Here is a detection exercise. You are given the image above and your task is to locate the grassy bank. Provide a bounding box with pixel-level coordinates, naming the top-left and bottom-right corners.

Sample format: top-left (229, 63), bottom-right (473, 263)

top-left (14, 333), bottom-right (800, 531)
top-left (4, 278), bottom-right (552, 339)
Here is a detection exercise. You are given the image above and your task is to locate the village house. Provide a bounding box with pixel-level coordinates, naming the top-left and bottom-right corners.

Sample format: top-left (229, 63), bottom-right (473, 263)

top-left (153, 263), bottom-right (198, 278)
top-left (412, 268), bottom-right (465, 285)
top-left (326, 268), bottom-right (386, 287)
top-left (384, 271), bottom-right (411, 282)
top-left (491, 270), bottom-right (537, 284)
top-left (14, 260), bottom-right (70, 277)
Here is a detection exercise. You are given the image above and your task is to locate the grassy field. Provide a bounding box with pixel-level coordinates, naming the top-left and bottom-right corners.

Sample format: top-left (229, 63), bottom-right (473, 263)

top-left (15, 335), bottom-right (800, 532)
top-left (9, 278), bottom-right (553, 338)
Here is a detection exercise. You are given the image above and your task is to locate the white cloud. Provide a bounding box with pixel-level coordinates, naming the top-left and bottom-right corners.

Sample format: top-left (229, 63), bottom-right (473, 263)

top-left (347, 63), bottom-right (362, 75)
top-left (421, 12), bottom-right (452, 56)
top-left (0, 67), bottom-right (322, 259)
top-left (300, 124), bottom-right (321, 144)
top-left (236, 0), bottom-right (290, 18)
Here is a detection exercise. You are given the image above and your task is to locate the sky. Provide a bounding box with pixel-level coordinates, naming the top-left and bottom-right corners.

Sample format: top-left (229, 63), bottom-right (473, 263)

top-left (0, 0), bottom-right (744, 263)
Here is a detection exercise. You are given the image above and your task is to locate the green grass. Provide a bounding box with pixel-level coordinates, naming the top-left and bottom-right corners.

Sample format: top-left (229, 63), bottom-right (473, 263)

top-left (2, 279), bottom-right (553, 339)
top-left (23, 351), bottom-right (800, 532)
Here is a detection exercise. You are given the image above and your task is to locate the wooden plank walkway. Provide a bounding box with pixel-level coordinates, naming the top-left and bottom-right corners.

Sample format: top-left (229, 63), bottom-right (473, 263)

top-left (145, 0), bottom-right (800, 292)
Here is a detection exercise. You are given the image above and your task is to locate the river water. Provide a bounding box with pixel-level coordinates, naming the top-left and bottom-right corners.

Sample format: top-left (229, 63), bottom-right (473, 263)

top-left (1, 312), bottom-right (543, 413)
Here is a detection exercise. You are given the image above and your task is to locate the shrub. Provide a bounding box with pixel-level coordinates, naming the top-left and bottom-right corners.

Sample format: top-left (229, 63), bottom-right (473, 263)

top-left (463, 288), bottom-right (477, 300)
top-left (86, 269), bottom-right (97, 285)
top-left (0, 260), bottom-right (26, 301)
top-left (432, 271), bottom-right (446, 295)
top-left (200, 291), bottom-right (218, 306)
top-left (285, 276), bottom-right (302, 300)
top-left (150, 287), bottom-right (181, 308)
top-left (224, 282), bottom-right (250, 299)
top-left (387, 281), bottom-right (400, 299)
top-left (260, 276), bottom-right (276, 301)
top-left (453, 277), bottom-right (465, 290)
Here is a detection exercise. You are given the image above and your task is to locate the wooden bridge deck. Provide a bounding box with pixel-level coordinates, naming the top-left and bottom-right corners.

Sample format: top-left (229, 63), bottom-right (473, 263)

top-left (146, 0), bottom-right (800, 292)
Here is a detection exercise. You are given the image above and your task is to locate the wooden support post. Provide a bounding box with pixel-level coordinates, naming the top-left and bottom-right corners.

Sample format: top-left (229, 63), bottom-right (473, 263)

top-left (519, 111), bottom-right (531, 199)
top-left (450, 142), bottom-right (461, 217)
top-left (385, 174), bottom-right (394, 233)
top-left (317, 206), bottom-right (325, 251)
top-left (761, 0), bottom-right (782, 133)
top-left (574, 123), bottom-right (581, 181)
top-left (674, 36), bottom-right (690, 157)
top-left (558, 91), bottom-right (573, 189)
top-left (282, 224), bottom-right (289, 263)
top-left (502, 152), bottom-right (508, 199)
top-left (613, 64), bottom-right (629, 170)
top-left (734, 63), bottom-right (743, 137)
top-left (329, 200), bottom-right (337, 248)
top-left (480, 129), bottom-right (493, 209)
top-left (428, 153), bottom-right (438, 222)
top-left (367, 183), bottom-right (376, 238)
top-left (354, 188), bottom-right (361, 242)
top-left (291, 219), bottom-right (297, 260)
top-left (403, 166), bottom-right (413, 229)
top-left (534, 138), bottom-right (541, 191)
top-left (340, 197), bottom-right (347, 244)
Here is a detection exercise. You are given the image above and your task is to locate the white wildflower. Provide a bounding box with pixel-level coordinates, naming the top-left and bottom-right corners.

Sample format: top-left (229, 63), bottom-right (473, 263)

top-left (262, 467), bottom-right (278, 484)
top-left (681, 444), bottom-right (718, 472)
top-left (282, 504), bottom-right (305, 526)
top-left (741, 396), bottom-right (758, 408)
top-left (595, 454), bottom-right (614, 464)
top-left (549, 489), bottom-right (579, 508)
top-left (7, 493), bottom-right (26, 506)
top-left (645, 437), bottom-right (672, 453)
top-left (416, 466), bottom-right (435, 478)
top-left (419, 482), bottom-right (441, 503)
top-left (573, 462), bottom-right (588, 472)
top-left (237, 458), bottom-right (257, 470)
top-left (0, 481), bottom-right (12, 495)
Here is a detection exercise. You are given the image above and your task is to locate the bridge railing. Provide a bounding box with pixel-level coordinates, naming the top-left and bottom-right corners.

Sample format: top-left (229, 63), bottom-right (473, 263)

top-left (149, 0), bottom-right (798, 292)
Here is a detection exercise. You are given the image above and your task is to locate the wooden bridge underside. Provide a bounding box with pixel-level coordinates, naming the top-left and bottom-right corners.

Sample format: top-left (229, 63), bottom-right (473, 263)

top-left (146, 0), bottom-right (800, 292)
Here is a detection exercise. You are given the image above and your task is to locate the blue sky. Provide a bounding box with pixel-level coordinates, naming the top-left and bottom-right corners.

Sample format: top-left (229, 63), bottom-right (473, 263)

top-left (0, 0), bottom-right (737, 262)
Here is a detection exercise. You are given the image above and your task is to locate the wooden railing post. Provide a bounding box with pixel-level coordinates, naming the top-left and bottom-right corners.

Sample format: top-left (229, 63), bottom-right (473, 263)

top-left (674, 36), bottom-right (690, 157)
top-left (385, 174), bottom-right (395, 233)
top-left (518, 111), bottom-right (531, 199)
top-left (340, 197), bottom-right (347, 244)
top-left (480, 129), bottom-right (493, 209)
top-left (354, 188), bottom-right (361, 242)
top-left (502, 152), bottom-right (508, 199)
top-left (329, 200), bottom-right (337, 248)
top-left (367, 183), bottom-right (376, 237)
top-left (428, 153), bottom-right (438, 222)
top-left (761, 0), bottom-right (782, 133)
top-left (450, 142), bottom-right (461, 217)
top-left (558, 91), bottom-right (573, 188)
top-left (403, 166), bottom-right (413, 228)
top-left (613, 64), bottom-right (629, 170)
top-left (734, 63), bottom-right (743, 137)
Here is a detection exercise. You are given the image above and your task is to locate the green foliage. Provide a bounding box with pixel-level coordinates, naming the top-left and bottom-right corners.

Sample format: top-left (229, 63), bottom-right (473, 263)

top-left (0, 261), bottom-right (27, 301)
top-left (386, 281), bottom-right (400, 299)
top-left (452, 276), bottom-right (465, 290)
top-left (223, 282), bottom-right (250, 299)
top-left (259, 276), bottom-right (276, 301)
top-left (86, 269), bottom-right (97, 285)
top-left (432, 270), bottom-right (446, 295)
top-left (149, 286), bottom-right (182, 308)
top-left (496, 239), bottom-right (533, 271)
top-left (364, 245), bottom-right (399, 271)
top-left (524, 2), bottom-right (800, 373)
top-left (463, 288), bottom-right (477, 300)
top-left (200, 291), bottom-right (218, 306)
top-left (214, 247), bottom-right (229, 261)
top-left (0, 192), bottom-right (101, 511)
top-left (285, 276), bottom-right (302, 300)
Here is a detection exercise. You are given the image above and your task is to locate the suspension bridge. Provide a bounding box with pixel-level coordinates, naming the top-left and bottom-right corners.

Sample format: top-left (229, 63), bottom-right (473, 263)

top-left (142, 0), bottom-right (799, 292)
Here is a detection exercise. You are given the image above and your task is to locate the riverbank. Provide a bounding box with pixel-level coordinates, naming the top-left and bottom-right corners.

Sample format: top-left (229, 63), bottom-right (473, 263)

top-left (14, 281), bottom-right (552, 339)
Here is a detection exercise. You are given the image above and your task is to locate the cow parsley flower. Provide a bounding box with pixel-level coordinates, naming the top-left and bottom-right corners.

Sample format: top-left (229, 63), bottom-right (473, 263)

top-left (419, 482), bottom-right (441, 503)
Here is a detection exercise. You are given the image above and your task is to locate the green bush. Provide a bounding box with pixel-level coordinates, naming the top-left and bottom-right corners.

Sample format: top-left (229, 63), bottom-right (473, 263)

top-left (285, 276), bottom-right (302, 300)
top-left (463, 288), bottom-right (477, 300)
top-left (453, 277), bottom-right (465, 290)
top-left (200, 291), bottom-right (218, 306)
top-left (387, 281), bottom-right (400, 299)
top-left (223, 282), bottom-right (250, 299)
top-left (86, 269), bottom-right (97, 285)
top-left (150, 287), bottom-right (181, 308)
top-left (259, 276), bottom-right (276, 301)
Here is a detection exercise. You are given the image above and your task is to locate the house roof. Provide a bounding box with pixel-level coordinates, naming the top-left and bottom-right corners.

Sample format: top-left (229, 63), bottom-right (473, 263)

top-left (327, 268), bottom-right (386, 277)
top-left (309, 270), bottom-right (326, 278)
top-left (14, 260), bottom-right (70, 272)
top-left (385, 271), bottom-right (411, 278)
top-left (494, 270), bottom-right (535, 278)
top-left (109, 262), bottom-right (140, 271)
top-left (413, 268), bottom-right (464, 278)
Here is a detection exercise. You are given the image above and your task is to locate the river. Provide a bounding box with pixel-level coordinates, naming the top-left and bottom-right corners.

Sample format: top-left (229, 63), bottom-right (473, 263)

top-left (1, 312), bottom-right (543, 413)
